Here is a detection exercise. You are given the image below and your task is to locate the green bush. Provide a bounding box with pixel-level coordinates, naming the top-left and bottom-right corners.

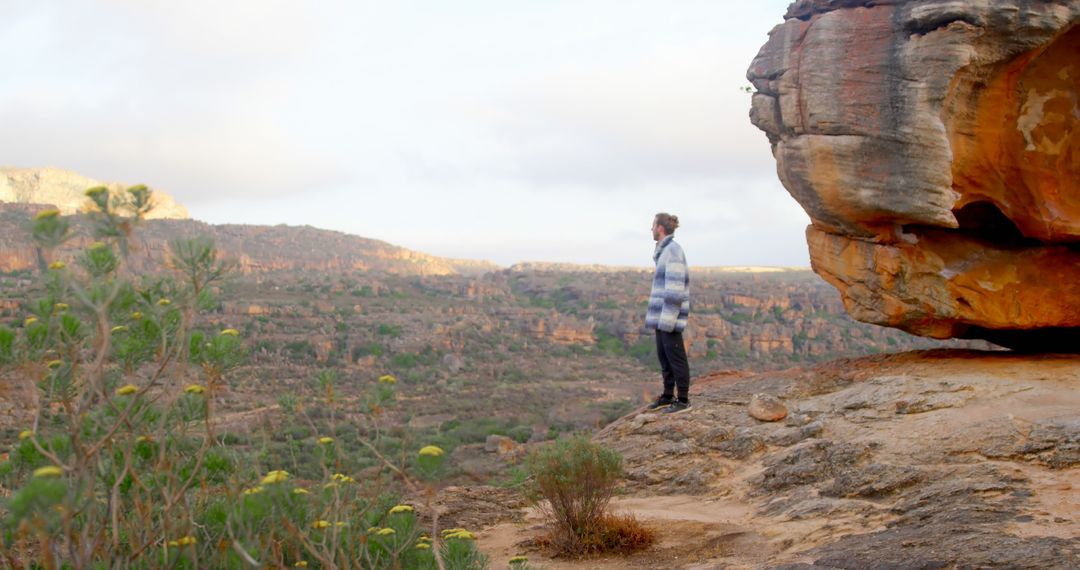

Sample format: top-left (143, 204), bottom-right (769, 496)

top-left (377, 324), bottom-right (401, 337)
top-left (526, 437), bottom-right (629, 555)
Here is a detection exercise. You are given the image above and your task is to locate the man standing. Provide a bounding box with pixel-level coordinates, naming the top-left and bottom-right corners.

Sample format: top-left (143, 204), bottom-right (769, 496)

top-left (645, 213), bottom-right (692, 414)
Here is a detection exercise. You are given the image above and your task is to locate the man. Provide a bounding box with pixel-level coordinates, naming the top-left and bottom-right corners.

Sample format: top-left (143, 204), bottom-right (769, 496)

top-left (645, 213), bottom-right (692, 414)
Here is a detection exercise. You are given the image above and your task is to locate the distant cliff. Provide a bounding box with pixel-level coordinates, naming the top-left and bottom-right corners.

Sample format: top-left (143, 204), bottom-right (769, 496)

top-left (508, 262), bottom-right (809, 274)
top-left (0, 204), bottom-right (499, 277)
top-left (0, 167), bottom-right (189, 219)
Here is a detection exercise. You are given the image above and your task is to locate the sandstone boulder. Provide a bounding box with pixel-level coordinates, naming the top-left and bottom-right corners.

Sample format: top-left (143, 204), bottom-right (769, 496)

top-left (748, 0), bottom-right (1080, 351)
top-left (749, 393), bottom-right (789, 422)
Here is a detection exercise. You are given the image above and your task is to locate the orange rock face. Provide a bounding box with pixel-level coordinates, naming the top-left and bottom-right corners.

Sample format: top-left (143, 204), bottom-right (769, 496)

top-left (749, 0), bottom-right (1080, 350)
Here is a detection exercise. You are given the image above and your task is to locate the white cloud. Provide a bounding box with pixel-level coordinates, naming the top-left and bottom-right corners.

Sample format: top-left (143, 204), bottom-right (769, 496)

top-left (2, 0), bottom-right (807, 266)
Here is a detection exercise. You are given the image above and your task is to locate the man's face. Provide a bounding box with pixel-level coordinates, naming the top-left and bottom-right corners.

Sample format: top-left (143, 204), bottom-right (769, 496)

top-left (652, 219), bottom-right (662, 242)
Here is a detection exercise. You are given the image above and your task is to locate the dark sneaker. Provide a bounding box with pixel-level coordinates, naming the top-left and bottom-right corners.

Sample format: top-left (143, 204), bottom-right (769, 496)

top-left (646, 395), bottom-right (675, 411)
top-left (662, 401), bottom-right (692, 415)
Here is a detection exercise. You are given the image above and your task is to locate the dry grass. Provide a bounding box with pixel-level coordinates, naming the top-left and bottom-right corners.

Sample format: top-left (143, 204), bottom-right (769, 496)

top-left (534, 511), bottom-right (656, 557)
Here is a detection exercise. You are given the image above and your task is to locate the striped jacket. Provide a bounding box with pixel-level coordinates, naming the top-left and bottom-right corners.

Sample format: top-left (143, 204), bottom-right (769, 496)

top-left (645, 235), bottom-right (689, 333)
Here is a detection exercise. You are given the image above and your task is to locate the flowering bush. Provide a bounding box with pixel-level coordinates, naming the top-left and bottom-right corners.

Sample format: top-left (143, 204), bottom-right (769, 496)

top-left (0, 188), bottom-right (489, 569)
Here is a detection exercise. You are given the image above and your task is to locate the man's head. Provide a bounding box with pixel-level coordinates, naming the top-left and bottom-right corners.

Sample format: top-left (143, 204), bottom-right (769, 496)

top-left (652, 213), bottom-right (679, 241)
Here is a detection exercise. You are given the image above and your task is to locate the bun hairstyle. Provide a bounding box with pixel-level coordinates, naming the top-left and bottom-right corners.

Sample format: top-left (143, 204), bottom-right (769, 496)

top-left (654, 213), bottom-right (679, 235)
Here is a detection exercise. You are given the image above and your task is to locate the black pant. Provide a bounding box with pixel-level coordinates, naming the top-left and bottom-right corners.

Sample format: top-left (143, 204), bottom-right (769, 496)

top-left (656, 330), bottom-right (690, 400)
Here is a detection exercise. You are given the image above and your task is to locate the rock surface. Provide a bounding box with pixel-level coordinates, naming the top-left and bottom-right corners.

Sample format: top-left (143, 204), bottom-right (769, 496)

top-left (591, 350), bottom-right (1080, 568)
top-left (1, 167), bottom-right (189, 219)
top-left (748, 1), bottom-right (1080, 350)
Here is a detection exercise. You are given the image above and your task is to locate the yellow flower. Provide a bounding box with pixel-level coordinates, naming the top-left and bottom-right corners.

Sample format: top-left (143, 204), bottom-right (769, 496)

top-left (443, 530), bottom-right (476, 540)
top-left (323, 482), bottom-right (338, 489)
top-left (48, 261), bottom-right (66, 270)
top-left (335, 521), bottom-right (347, 527)
top-left (34, 209), bottom-right (61, 220)
top-left (415, 543), bottom-right (431, 550)
top-left (84, 186), bottom-right (108, 197)
top-left (53, 302), bottom-right (69, 311)
top-left (220, 328), bottom-right (239, 336)
top-left (23, 316), bottom-right (38, 326)
top-left (509, 555), bottom-right (528, 564)
top-left (136, 435), bottom-right (153, 443)
top-left (261, 470), bottom-right (290, 484)
top-left (292, 487), bottom-right (310, 495)
top-left (175, 536), bottom-right (196, 546)
top-left (18, 430), bottom-right (33, 440)
top-left (375, 528), bottom-right (395, 536)
top-left (312, 520), bottom-right (331, 529)
top-left (418, 535), bottom-right (431, 542)
top-left (389, 505), bottom-right (413, 514)
top-left (115, 384), bottom-right (138, 396)
top-left (419, 445), bottom-right (444, 457)
top-left (157, 298), bottom-right (171, 306)
top-left (46, 360), bottom-right (63, 369)
top-left (367, 526), bottom-right (378, 533)
top-left (130, 311), bottom-right (143, 320)
top-left (441, 528), bottom-right (468, 536)
top-left (294, 562), bottom-right (309, 568)
top-left (378, 374), bottom-right (397, 384)
top-left (318, 436), bottom-right (334, 444)
top-left (184, 384), bottom-right (206, 395)
top-left (242, 486), bottom-right (264, 496)
top-left (167, 540), bottom-right (178, 547)
top-left (331, 473), bottom-right (354, 483)
top-left (111, 325), bottom-right (129, 333)
top-left (33, 466), bottom-right (63, 478)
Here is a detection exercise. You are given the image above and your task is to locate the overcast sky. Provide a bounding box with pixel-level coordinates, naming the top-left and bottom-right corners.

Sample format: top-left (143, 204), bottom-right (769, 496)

top-left (2, 0), bottom-right (809, 267)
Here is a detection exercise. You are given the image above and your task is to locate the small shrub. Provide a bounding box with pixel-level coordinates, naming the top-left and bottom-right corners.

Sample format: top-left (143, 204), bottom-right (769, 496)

top-left (525, 436), bottom-right (653, 556)
top-left (377, 323), bottom-right (401, 337)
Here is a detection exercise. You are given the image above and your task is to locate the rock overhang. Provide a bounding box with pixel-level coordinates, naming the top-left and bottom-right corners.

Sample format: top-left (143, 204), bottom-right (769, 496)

top-left (748, 0), bottom-right (1080, 351)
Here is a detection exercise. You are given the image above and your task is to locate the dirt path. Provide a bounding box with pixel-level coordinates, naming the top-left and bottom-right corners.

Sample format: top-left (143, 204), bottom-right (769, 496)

top-left (476, 495), bottom-right (770, 569)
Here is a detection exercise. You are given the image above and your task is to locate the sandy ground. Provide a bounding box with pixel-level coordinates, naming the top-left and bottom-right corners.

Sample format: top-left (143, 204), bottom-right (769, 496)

top-left (477, 494), bottom-right (771, 569)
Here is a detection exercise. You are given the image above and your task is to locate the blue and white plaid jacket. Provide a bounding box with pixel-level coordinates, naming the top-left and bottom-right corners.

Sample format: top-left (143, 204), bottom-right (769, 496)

top-left (645, 235), bottom-right (689, 333)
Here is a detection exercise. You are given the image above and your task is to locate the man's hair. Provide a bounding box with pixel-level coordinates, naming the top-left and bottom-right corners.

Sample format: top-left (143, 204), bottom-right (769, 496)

top-left (654, 213), bottom-right (679, 235)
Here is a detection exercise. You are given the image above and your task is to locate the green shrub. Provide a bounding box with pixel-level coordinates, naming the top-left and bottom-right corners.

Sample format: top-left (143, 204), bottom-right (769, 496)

top-left (377, 324), bottom-right (401, 337)
top-left (526, 436), bottom-right (652, 556)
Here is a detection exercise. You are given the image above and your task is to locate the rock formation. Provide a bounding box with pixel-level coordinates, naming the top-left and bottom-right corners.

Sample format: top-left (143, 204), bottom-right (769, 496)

top-left (0, 167), bottom-right (189, 219)
top-left (748, 0), bottom-right (1080, 351)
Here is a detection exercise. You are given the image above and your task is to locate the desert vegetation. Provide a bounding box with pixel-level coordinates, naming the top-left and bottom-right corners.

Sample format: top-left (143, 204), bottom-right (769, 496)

top-left (0, 191), bottom-right (489, 568)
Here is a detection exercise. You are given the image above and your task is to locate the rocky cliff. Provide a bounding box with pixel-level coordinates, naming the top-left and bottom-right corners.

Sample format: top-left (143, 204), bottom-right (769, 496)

top-left (748, 1), bottom-right (1080, 351)
top-left (0, 167), bottom-right (189, 219)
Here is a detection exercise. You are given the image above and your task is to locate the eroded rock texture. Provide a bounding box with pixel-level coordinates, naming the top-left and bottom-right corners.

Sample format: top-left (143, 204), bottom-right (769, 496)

top-left (597, 352), bottom-right (1080, 568)
top-left (748, 0), bottom-right (1079, 351)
